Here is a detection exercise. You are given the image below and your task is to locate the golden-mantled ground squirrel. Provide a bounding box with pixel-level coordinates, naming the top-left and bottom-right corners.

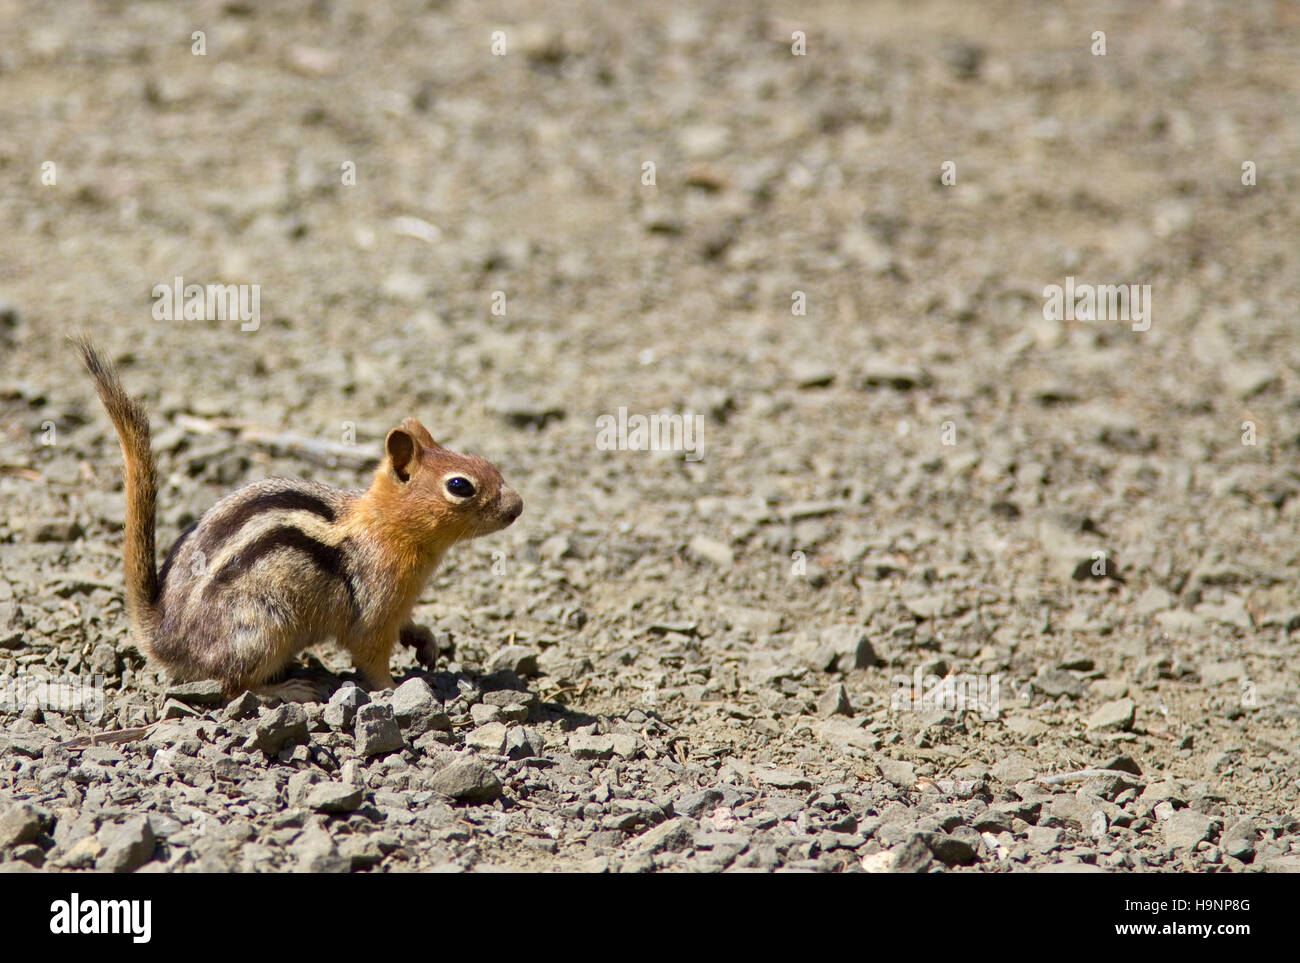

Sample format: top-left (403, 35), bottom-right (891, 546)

top-left (74, 337), bottom-right (523, 698)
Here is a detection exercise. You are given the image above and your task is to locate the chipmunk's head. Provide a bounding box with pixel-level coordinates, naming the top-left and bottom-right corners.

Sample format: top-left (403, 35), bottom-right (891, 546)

top-left (375, 417), bottom-right (523, 548)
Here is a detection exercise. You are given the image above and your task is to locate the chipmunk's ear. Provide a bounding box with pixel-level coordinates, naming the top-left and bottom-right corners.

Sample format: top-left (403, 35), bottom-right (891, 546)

top-left (385, 426), bottom-right (422, 483)
top-left (400, 417), bottom-right (440, 450)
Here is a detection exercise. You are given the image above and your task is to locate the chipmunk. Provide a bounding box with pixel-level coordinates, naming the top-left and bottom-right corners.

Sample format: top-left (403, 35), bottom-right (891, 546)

top-left (74, 336), bottom-right (523, 700)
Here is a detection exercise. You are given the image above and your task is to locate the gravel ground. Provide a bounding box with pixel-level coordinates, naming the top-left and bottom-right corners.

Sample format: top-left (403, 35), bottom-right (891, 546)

top-left (1, 0), bottom-right (1299, 873)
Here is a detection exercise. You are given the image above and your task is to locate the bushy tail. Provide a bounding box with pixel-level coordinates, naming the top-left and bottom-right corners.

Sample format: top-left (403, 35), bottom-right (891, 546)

top-left (72, 335), bottom-right (160, 646)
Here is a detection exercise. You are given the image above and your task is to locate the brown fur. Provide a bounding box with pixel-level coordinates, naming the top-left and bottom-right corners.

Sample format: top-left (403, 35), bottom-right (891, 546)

top-left (73, 336), bottom-right (161, 648)
top-left (75, 336), bottom-right (523, 698)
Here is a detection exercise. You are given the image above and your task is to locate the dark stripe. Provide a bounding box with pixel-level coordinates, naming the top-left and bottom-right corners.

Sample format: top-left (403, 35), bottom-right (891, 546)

top-left (208, 526), bottom-right (358, 621)
top-left (156, 522), bottom-right (198, 598)
top-left (200, 488), bottom-right (336, 555)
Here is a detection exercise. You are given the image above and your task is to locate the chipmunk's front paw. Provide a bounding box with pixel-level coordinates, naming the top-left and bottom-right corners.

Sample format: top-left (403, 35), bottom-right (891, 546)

top-left (399, 622), bottom-right (441, 668)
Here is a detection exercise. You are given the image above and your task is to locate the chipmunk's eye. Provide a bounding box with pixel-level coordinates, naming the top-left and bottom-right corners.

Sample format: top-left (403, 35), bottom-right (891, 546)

top-left (445, 476), bottom-right (476, 499)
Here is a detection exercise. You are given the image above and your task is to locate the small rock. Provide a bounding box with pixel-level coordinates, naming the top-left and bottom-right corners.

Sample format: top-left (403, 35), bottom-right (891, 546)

top-left (1154, 609), bottom-right (1207, 634)
top-left (487, 392), bottom-right (565, 429)
top-left (58, 835), bottom-right (105, 869)
top-left (814, 719), bottom-right (878, 753)
top-left (752, 767), bottom-right (812, 790)
top-left (1196, 595), bottom-right (1252, 630)
top-left (482, 689), bottom-right (532, 710)
top-left (0, 803), bottom-right (43, 848)
top-left (380, 271), bottom-right (429, 304)
top-left (539, 534), bottom-right (573, 560)
top-left (633, 817), bottom-right (697, 855)
top-left (254, 704), bottom-right (309, 755)
top-left (462, 721), bottom-right (505, 753)
top-left (1199, 660), bottom-right (1247, 685)
top-left (223, 691), bottom-right (260, 720)
top-left (486, 645), bottom-right (539, 677)
top-left (611, 734), bottom-right (639, 759)
top-left (307, 782), bottom-right (364, 814)
top-left (161, 698), bottom-right (200, 720)
top-left (1220, 361), bottom-right (1277, 399)
top-left (991, 754), bottom-right (1037, 784)
top-left (1086, 698), bottom-right (1136, 733)
top-left (212, 757), bottom-right (246, 782)
top-left (858, 360), bottom-right (929, 390)
top-left (800, 624), bottom-right (880, 671)
top-left (34, 520), bottom-right (84, 543)
top-left (1099, 754), bottom-right (1143, 776)
top-left (889, 834), bottom-right (936, 872)
top-left (790, 360), bottom-right (835, 389)
top-left (1026, 827), bottom-right (1064, 853)
top-left (903, 595), bottom-right (946, 620)
top-left (877, 759), bottom-right (916, 788)
top-left (1163, 810), bottom-right (1217, 850)
top-left (1035, 667), bottom-right (1082, 698)
top-left (0, 298), bottom-right (20, 334)
top-left (426, 757), bottom-right (502, 803)
top-left (503, 726), bottom-right (544, 760)
top-left (165, 680), bottom-right (226, 706)
top-left (286, 44), bottom-right (339, 76)
top-left (292, 826), bottom-right (348, 873)
top-left (391, 677), bottom-right (437, 724)
top-left (339, 834), bottom-right (387, 870)
top-left (817, 684), bottom-right (852, 717)
top-left (1221, 818), bottom-right (1257, 860)
top-left (470, 703), bottom-right (503, 726)
top-left (0, 601), bottom-right (23, 649)
top-left (1134, 586), bottom-right (1174, 616)
top-left (324, 683), bottom-right (369, 729)
top-left (354, 703), bottom-right (404, 757)
top-left (688, 535), bottom-right (734, 569)
top-left (1089, 679), bottom-right (1129, 701)
top-left (569, 733), bottom-right (615, 760)
top-left (97, 817), bottom-right (155, 873)
top-left (675, 789), bottom-right (724, 819)
top-left (860, 850), bottom-right (898, 873)
top-left (928, 831), bottom-right (979, 866)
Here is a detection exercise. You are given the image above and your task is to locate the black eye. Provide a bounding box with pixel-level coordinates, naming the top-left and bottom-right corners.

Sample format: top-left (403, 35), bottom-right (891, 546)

top-left (445, 477), bottom-right (476, 498)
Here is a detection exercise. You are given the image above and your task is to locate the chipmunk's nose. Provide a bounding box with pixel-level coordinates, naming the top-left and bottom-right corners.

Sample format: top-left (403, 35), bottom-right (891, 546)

top-left (500, 486), bottom-right (523, 524)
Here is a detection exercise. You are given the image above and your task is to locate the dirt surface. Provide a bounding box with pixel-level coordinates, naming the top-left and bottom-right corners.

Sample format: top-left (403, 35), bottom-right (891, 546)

top-left (1, 0), bottom-right (1299, 873)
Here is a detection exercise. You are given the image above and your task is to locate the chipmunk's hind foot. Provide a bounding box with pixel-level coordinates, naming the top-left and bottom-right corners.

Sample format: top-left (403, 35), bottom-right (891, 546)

top-left (252, 661), bottom-right (339, 703)
top-left (254, 677), bottom-right (333, 703)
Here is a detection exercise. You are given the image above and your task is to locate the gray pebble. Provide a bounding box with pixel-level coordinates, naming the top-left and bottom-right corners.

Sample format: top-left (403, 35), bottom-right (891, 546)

top-left (426, 757), bottom-right (502, 803)
top-left (1086, 698), bottom-right (1136, 733)
top-left (96, 817), bottom-right (155, 873)
top-left (486, 645), bottom-right (539, 677)
top-left (569, 733), bottom-right (615, 759)
top-left (354, 703), bottom-right (404, 757)
top-left (307, 782), bottom-right (364, 814)
top-left (391, 677), bottom-right (438, 724)
top-left (0, 803), bottom-right (43, 848)
top-left (254, 704), bottom-right (310, 755)
top-left (817, 684), bottom-right (852, 717)
top-left (466, 722), bottom-right (508, 754)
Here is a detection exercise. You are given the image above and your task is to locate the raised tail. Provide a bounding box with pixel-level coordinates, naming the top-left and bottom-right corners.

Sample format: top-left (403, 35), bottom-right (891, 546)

top-left (72, 335), bottom-right (161, 647)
